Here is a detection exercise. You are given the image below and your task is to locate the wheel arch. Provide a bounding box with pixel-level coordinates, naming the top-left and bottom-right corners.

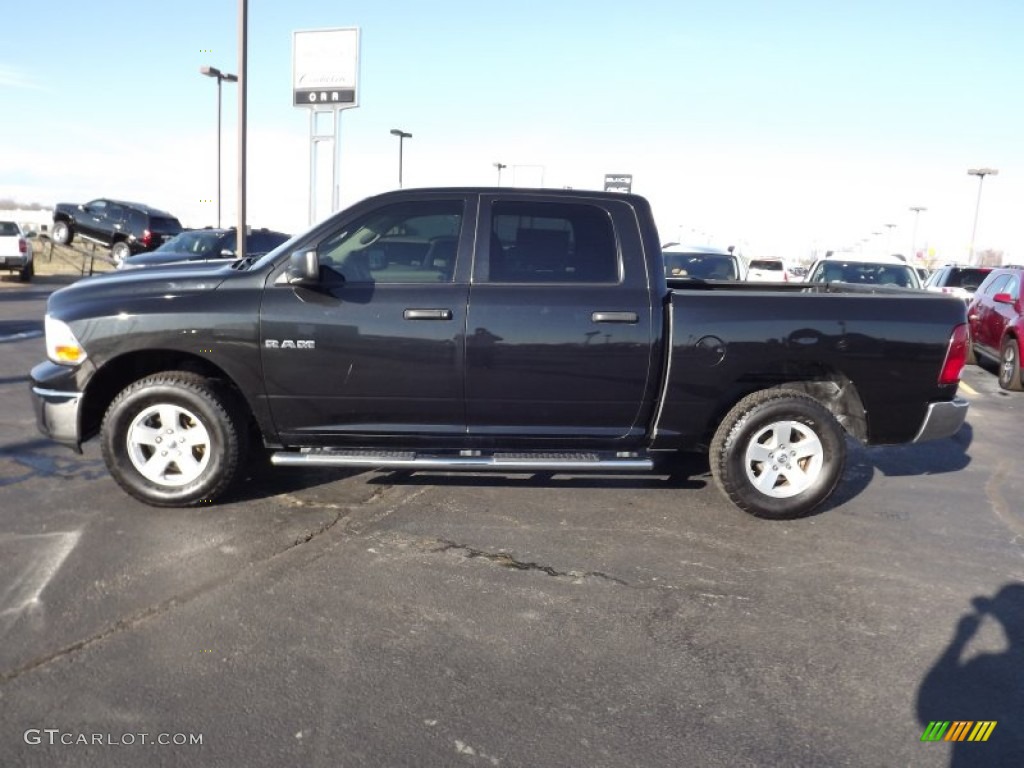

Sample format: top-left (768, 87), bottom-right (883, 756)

top-left (721, 362), bottom-right (868, 443)
top-left (80, 350), bottom-right (266, 445)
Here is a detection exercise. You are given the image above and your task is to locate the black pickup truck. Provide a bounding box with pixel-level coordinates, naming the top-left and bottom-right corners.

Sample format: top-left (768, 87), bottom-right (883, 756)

top-left (30, 188), bottom-right (970, 518)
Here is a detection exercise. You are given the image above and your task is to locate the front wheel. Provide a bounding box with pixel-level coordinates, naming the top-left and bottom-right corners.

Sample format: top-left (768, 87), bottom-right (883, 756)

top-left (999, 338), bottom-right (1023, 391)
top-left (110, 241), bottom-right (131, 266)
top-left (101, 371), bottom-right (247, 506)
top-left (710, 389), bottom-right (847, 519)
top-left (52, 220), bottom-right (72, 245)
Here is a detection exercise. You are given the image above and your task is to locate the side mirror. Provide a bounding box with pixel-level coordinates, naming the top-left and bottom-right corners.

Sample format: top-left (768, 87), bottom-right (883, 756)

top-left (993, 292), bottom-right (1014, 305)
top-left (287, 250), bottom-right (320, 284)
top-left (220, 249), bottom-right (236, 258)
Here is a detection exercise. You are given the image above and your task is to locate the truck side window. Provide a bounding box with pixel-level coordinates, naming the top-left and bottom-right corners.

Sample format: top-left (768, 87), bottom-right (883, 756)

top-left (317, 200), bottom-right (463, 283)
top-left (487, 201), bottom-right (619, 284)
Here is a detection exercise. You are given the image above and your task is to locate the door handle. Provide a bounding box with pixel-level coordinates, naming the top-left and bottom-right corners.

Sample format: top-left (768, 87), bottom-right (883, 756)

top-left (592, 311), bottom-right (638, 324)
top-left (404, 308), bottom-right (453, 321)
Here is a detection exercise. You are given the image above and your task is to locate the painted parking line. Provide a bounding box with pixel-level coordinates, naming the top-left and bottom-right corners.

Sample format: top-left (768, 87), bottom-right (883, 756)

top-left (958, 381), bottom-right (979, 396)
top-left (0, 330), bottom-right (43, 343)
top-left (0, 531), bottom-right (81, 634)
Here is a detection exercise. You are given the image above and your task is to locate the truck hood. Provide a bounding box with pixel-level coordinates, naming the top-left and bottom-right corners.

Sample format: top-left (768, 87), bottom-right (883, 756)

top-left (46, 262), bottom-right (235, 317)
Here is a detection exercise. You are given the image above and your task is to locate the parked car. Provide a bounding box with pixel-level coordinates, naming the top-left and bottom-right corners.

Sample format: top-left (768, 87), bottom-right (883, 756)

top-left (662, 243), bottom-right (746, 280)
top-left (966, 266), bottom-right (1024, 390)
top-left (747, 258), bottom-right (788, 282)
top-left (31, 187), bottom-right (969, 520)
top-left (0, 220), bottom-right (33, 281)
top-left (51, 199), bottom-right (183, 266)
top-left (923, 265), bottom-right (993, 303)
top-left (118, 227), bottom-right (291, 270)
top-left (806, 253), bottom-right (923, 289)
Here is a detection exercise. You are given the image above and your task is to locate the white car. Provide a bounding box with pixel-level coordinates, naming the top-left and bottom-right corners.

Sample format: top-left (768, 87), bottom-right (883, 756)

top-left (0, 220), bottom-right (33, 282)
top-left (806, 253), bottom-right (922, 289)
top-left (662, 243), bottom-right (746, 281)
top-left (746, 258), bottom-right (789, 282)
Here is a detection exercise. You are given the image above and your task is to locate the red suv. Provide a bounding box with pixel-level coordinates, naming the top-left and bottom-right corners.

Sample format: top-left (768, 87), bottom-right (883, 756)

top-left (966, 266), bottom-right (1024, 390)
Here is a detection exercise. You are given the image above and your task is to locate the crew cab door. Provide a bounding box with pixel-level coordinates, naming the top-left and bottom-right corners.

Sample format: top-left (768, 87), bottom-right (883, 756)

top-left (464, 194), bottom-right (655, 440)
top-left (260, 196), bottom-right (472, 441)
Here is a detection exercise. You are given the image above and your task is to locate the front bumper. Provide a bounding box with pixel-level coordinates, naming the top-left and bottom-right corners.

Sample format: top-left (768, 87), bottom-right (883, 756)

top-left (912, 396), bottom-right (969, 443)
top-left (30, 361), bottom-right (85, 452)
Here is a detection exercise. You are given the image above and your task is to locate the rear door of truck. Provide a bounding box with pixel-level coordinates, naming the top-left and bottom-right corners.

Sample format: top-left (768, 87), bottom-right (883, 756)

top-left (464, 194), bottom-right (656, 441)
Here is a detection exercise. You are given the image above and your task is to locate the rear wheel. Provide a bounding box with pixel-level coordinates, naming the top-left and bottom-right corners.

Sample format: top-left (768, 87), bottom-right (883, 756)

top-left (52, 220), bottom-right (72, 245)
top-left (998, 338), bottom-right (1023, 391)
top-left (710, 389), bottom-right (846, 519)
top-left (101, 371), bottom-right (247, 507)
top-left (19, 261), bottom-right (33, 282)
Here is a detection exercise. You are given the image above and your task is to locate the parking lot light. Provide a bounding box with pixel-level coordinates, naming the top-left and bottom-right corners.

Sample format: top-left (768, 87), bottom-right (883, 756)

top-left (199, 66), bottom-right (239, 228)
top-left (967, 168), bottom-right (998, 265)
top-left (390, 129), bottom-right (412, 188)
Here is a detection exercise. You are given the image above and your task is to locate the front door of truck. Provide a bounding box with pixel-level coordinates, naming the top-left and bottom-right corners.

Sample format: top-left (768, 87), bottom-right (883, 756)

top-left (260, 196), bottom-right (472, 441)
top-left (464, 195), bottom-right (655, 441)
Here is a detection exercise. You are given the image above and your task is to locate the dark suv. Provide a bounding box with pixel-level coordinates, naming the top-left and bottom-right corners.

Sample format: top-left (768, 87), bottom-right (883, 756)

top-left (966, 266), bottom-right (1024, 390)
top-left (118, 227), bottom-right (291, 269)
top-left (51, 199), bottom-right (183, 265)
top-left (923, 264), bottom-right (993, 302)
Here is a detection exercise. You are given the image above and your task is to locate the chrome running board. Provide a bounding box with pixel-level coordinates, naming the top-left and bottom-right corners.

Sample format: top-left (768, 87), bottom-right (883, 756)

top-left (270, 448), bottom-right (653, 472)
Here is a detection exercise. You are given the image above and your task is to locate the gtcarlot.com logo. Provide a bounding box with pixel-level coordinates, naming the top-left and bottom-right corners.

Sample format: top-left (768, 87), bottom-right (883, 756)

top-left (24, 729), bottom-right (203, 747)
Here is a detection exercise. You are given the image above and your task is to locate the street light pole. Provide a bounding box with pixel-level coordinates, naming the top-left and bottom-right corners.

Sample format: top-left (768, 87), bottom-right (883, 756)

top-left (909, 206), bottom-right (926, 261)
top-left (884, 223), bottom-right (896, 255)
top-left (237, 0), bottom-right (247, 259)
top-left (967, 167), bottom-right (998, 265)
top-left (493, 162), bottom-right (506, 186)
top-left (199, 65), bottom-right (238, 228)
top-left (390, 129), bottom-right (412, 188)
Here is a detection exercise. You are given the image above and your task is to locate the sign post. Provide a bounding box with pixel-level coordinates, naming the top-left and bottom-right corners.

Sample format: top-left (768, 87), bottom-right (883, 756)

top-left (293, 27), bottom-right (360, 225)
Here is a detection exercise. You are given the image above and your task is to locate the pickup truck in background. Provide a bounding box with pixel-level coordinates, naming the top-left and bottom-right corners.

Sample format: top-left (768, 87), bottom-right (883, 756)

top-left (0, 219), bottom-right (33, 281)
top-left (30, 188), bottom-right (970, 519)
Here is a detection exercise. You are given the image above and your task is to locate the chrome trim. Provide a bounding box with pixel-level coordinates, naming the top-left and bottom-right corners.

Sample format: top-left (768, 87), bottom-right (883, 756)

top-left (32, 387), bottom-right (84, 400)
top-left (650, 298), bottom-right (674, 440)
top-left (271, 453), bottom-right (653, 472)
top-left (912, 397), bottom-right (969, 443)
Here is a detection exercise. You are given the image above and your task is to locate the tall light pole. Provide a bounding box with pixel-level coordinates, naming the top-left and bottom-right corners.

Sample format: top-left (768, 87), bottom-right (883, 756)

top-left (237, 0), bottom-right (248, 258)
top-left (493, 162), bottom-right (506, 186)
top-left (199, 65), bottom-right (238, 228)
top-left (390, 129), bottom-right (412, 188)
top-left (884, 222), bottom-right (896, 255)
top-left (909, 206), bottom-right (926, 261)
top-left (968, 167), bottom-right (998, 265)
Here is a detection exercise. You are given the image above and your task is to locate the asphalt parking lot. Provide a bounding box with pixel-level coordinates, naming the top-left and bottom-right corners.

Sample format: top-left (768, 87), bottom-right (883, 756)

top-left (1, 275), bottom-right (1022, 767)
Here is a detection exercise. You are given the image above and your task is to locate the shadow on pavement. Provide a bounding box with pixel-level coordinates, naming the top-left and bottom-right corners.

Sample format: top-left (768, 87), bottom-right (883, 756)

top-left (916, 582), bottom-right (1024, 766)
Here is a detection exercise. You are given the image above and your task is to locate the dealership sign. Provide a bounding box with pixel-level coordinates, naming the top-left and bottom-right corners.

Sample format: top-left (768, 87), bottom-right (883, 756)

top-left (604, 174), bottom-right (632, 193)
top-left (292, 27), bottom-right (360, 108)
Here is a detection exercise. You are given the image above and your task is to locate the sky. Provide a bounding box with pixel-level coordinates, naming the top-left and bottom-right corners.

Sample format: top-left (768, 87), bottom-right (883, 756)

top-left (2, 0), bottom-right (1022, 262)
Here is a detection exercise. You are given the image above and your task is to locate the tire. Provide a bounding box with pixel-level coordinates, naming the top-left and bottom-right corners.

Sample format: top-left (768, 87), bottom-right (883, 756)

top-left (998, 338), bottom-right (1024, 391)
top-left (710, 389), bottom-right (846, 519)
top-left (100, 371), bottom-right (248, 507)
top-left (52, 220), bottom-right (72, 245)
top-left (111, 241), bottom-right (131, 266)
top-left (19, 261), bottom-right (33, 282)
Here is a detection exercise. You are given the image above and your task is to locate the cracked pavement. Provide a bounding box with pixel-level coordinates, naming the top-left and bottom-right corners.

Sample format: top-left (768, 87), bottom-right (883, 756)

top-left (2, 288), bottom-right (1024, 766)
